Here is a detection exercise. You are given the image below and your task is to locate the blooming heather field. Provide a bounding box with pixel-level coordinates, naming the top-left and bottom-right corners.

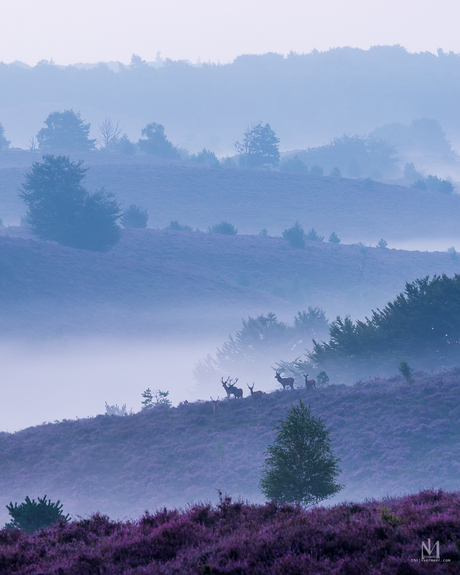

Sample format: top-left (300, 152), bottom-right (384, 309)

top-left (1, 368), bottom-right (459, 528)
top-left (1, 491), bottom-right (460, 573)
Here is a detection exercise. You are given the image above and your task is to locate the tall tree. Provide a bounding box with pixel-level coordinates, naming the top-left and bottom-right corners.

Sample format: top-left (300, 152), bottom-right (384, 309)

top-left (19, 155), bottom-right (121, 251)
top-left (37, 110), bottom-right (96, 151)
top-left (138, 123), bottom-right (179, 159)
top-left (235, 122), bottom-right (280, 168)
top-left (260, 400), bottom-right (343, 506)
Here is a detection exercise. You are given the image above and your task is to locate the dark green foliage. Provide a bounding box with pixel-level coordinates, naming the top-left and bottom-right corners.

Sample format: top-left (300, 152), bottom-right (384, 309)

top-left (166, 220), bottom-right (193, 232)
top-left (141, 388), bottom-right (171, 409)
top-left (37, 110), bottom-right (96, 151)
top-left (316, 371), bottom-right (330, 387)
top-left (411, 174), bottom-right (454, 194)
top-left (141, 388), bottom-right (153, 409)
top-left (0, 121), bottom-right (10, 149)
top-left (190, 149), bottom-right (219, 167)
top-left (19, 155), bottom-right (121, 251)
top-left (308, 274), bottom-right (460, 379)
top-left (259, 400), bottom-right (343, 506)
top-left (121, 204), bottom-right (148, 228)
top-left (305, 228), bottom-right (324, 242)
top-left (377, 238), bottom-right (388, 249)
top-left (235, 122), bottom-right (280, 168)
top-left (207, 221), bottom-right (238, 235)
top-left (399, 361), bottom-right (414, 383)
top-left (328, 232), bottom-right (340, 244)
top-left (6, 495), bottom-right (69, 533)
top-left (138, 123), bottom-right (180, 159)
top-left (282, 221), bottom-right (305, 248)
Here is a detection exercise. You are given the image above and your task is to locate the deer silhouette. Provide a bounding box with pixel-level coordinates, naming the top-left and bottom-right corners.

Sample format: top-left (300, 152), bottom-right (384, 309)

top-left (303, 373), bottom-right (316, 390)
top-left (247, 383), bottom-right (264, 399)
top-left (221, 377), bottom-right (243, 399)
top-left (275, 371), bottom-right (295, 390)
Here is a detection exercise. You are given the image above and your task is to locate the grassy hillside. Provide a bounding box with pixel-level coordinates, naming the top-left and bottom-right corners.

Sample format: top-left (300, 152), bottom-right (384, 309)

top-left (1, 368), bottom-right (459, 528)
top-left (1, 152), bottom-right (460, 246)
top-left (1, 226), bottom-right (460, 335)
top-left (1, 490), bottom-right (459, 573)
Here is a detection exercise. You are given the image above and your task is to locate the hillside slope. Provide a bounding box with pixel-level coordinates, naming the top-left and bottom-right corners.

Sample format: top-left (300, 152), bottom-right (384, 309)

top-left (1, 153), bottom-right (460, 246)
top-left (1, 368), bottom-right (459, 527)
top-left (1, 227), bottom-right (460, 335)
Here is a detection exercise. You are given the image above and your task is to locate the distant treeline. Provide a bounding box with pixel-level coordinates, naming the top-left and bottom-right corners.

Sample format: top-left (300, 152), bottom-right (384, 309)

top-left (2, 46), bottom-right (460, 155)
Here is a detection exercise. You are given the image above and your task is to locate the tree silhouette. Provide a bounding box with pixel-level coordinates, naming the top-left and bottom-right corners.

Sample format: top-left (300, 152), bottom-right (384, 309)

top-left (260, 400), bottom-right (342, 506)
top-left (235, 122), bottom-right (280, 168)
top-left (6, 495), bottom-right (70, 533)
top-left (37, 110), bottom-right (96, 151)
top-left (138, 123), bottom-right (179, 158)
top-left (20, 155), bottom-right (121, 251)
top-left (0, 122), bottom-right (10, 149)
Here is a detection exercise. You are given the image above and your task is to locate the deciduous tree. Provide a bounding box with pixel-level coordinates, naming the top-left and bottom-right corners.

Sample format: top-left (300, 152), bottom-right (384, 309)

top-left (37, 110), bottom-right (96, 151)
top-left (235, 122), bottom-right (280, 168)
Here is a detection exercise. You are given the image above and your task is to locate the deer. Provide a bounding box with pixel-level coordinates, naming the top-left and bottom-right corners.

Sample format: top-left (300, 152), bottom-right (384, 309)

top-left (221, 377), bottom-right (243, 399)
top-left (303, 374), bottom-right (316, 390)
top-left (229, 378), bottom-right (243, 399)
top-left (210, 397), bottom-right (220, 412)
top-left (275, 371), bottom-right (295, 390)
top-left (247, 383), bottom-right (264, 399)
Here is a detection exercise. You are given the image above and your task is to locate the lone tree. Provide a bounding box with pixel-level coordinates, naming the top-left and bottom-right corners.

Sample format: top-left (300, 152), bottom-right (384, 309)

top-left (260, 400), bottom-right (343, 507)
top-left (138, 122), bottom-right (180, 159)
top-left (235, 122), bottom-right (280, 168)
top-left (6, 495), bottom-right (70, 534)
top-left (37, 110), bottom-right (96, 151)
top-left (19, 155), bottom-right (121, 251)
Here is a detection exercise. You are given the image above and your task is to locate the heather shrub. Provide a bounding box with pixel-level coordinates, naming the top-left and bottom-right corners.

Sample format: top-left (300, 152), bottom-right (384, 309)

top-left (6, 495), bottom-right (70, 533)
top-left (120, 204), bottom-right (148, 228)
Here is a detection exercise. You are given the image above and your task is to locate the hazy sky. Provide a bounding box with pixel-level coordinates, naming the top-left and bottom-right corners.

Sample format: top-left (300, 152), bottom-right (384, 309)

top-left (2, 0), bottom-right (460, 65)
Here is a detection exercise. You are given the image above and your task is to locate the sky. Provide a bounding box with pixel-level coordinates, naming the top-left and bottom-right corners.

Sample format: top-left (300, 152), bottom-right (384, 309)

top-left (2, 0), bottom-right (460, 66)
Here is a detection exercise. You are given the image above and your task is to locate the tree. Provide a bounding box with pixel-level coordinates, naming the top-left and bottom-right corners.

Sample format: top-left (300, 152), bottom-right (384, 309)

top-left (121, 204), bottom-right (149, 228)
top-left (98, 117), bottom-right (123, 149)
top-left (207, 221), bottom-right (238, 235)
top-left (399, 360), bottom-right (414, 383)
top-left (328, 232), bottom-right (340, 244)
top-left (0, 122), bottom-right (10, 149)
top-left (37, 110), bottom-right (96, 151)
top-left (305, 228), bottom-right (324, 242)
top-left (19, 155), bottom-right (121, 251)
top-left (6, 495), bottom-right (70, 533)
top-left (235, 122), bottom-right (280, 168)
top-left (138, 123), bottom-right (179, 159)
top-left (260, 400), bottom-right (343, 506)
top-left (282, 221), bottom-right (305, 248)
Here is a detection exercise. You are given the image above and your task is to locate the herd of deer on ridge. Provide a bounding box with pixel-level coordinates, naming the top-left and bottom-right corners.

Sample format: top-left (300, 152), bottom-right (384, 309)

top-left (218, 371), bottom-right (316, 401)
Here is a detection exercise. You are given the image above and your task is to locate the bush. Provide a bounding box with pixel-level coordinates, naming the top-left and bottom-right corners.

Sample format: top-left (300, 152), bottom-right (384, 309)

top-left (282, 221), bottom-right (305, 248)
top-left (411, 174), bottom-right (454, 194)
top-left (141, 389), bottom-right (171, 409)
top-left (166, 221), bottom-right (193, 232)
top-left (448, 247), bottom-right (458, 260)
top-left (316, 371), bottom-right (330, 387)
top-left (207, 221), bottom-right (238, 235)
top-left (305, 228), bottom-right (324, 242)
top-left (399, 360), bottom-right (414, 383)
top-left (105, 402), bottom-right (132, 416)
top-left (190, 149), bottom-right (219, 167)
top-left (377, 238), bottom-right (388, 249)
top-left (279, 155), bottom-right (308, 174)
top-left (19, 155), bottom-right (121, 251)
top-left (121, 205), bottom-right (148, 228)
top-left (138, 123), bottom-right (179, 159)
top-left (330, 167), bottom-right (341, 177)
top-left (328, 232), bottom-right (340, 244)
top-left (6, 496), bottom-right (70, 533)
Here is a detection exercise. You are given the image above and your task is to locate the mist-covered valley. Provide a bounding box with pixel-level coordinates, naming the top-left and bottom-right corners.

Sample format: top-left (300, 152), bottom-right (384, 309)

top-left (2, 43), bottom-right (460, 571)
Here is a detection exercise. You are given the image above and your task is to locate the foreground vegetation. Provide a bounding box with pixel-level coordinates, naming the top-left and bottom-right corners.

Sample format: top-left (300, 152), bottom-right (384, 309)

top-left (1, 490), bottom-right (459, 573)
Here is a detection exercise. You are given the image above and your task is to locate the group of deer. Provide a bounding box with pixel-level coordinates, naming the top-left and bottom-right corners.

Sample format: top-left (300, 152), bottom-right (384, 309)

top-left (220, 377), bottom-right (264, 399)
top-left (275, 371), bottom-right (316, 391)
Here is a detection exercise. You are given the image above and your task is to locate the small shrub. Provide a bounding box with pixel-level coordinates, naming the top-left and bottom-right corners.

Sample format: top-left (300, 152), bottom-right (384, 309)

top-left (142, 388), bottom-right (171, 409)
top-left (447, 247), bottom-right (458, 260)
top-left (330, 167), bottom-right (341, 178)
top-left (310, 165), bottom-right (323, 176)
top-left (166, 221), bottom-right (193, 232)
top-left (121, 205), bottom-right (148, 228)
top-left (377, 239), bottom-right (388, 249)
top-left (279, 155), bottom-right (308, 174)
top-left (316, 371), bottom-right (330, 387)
top-left (105, 402), bottom-right (132, 416)
top-left (282, 221), bottom-right (305, 248)
top-left (399, 361), bottom-right (414, 384)
top-left (6, 495), bottom-right (70, 533)
top-left (305, 228), bottom-right (324, 242)
top-left (190, 149), bottom-right (219, 167)
top-left (207, 221), bottom-right (238, 235)
top-left (259, 228), bottom-right (268, 237)
top-left (328, 232), bottom-right (340, 244)
top-left (411, 175), bottom-right (454, 194)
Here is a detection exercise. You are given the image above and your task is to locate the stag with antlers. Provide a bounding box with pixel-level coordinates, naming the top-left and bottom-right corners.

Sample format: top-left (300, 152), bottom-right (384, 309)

top-left (221, 377), bottom-right (243, 399)
top-left (247, 383), bottom-right (264, 399)
top-left (303, 374), bottom-right (316, 391)
top-left (275, 371), bottom-right (295, 390)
